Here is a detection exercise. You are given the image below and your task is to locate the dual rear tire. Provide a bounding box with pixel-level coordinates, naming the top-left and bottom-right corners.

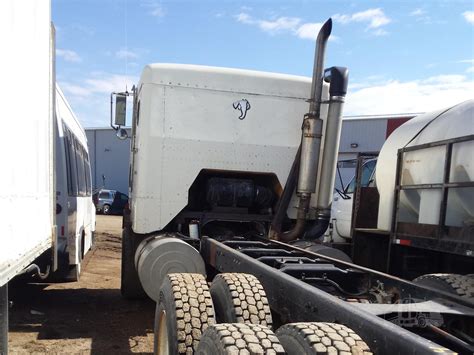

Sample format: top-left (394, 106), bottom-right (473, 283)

top-left (412, 273), bottom-right (474, 299)
top-left (154, 272), bottom-right (371, 354)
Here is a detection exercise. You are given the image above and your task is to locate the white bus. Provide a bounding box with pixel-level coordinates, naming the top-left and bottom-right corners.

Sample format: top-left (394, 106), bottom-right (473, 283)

top-left (55, 86), bottom-right (95, 281)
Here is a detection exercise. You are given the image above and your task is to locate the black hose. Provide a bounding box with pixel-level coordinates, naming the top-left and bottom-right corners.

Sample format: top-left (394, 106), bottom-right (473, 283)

top-left (304, 276), bottom-right (367, 297)
top-left (303, 216), bottom-right (330, 240)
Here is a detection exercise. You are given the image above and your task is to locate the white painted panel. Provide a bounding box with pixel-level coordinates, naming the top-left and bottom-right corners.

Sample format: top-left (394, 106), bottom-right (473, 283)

top-left (131, 65), bottom-right (331, 234)
top-left (0, 0), bottom-right (53, 285)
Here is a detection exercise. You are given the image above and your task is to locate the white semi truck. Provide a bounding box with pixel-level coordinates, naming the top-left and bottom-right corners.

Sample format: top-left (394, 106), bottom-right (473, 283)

top-left (0, 1), bottom-right (95, 353)
top-left (112, 19), bottom-right (473, 354)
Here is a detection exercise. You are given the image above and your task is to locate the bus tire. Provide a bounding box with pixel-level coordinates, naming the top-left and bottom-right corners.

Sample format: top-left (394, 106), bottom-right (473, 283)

top-left (65, 264), bottom-right (80, 282)
top-left (154, 273), bottom-right (215, 354)
top-left (413, 273), bottom-right (474, 299)
top-left (196, 323), bottom-right (285, 355)
top-left (210, 273), bottom-right (272, 328)
top-left (121, 227), bottom-right (146, 299)
top-left (276, 322), bottom-right (372, 355)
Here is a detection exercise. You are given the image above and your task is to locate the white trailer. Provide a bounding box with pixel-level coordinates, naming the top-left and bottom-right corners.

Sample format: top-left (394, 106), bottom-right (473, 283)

top-left (0, 1), bottom-right (55, 352)
top-left (0, 1), bottom-right (95, 352)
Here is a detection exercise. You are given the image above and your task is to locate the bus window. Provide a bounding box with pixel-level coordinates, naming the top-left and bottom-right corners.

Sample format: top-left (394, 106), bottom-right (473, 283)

top-left (85, 155), bottom-right (92, 196)
top-left (75, 140), bottom-right (86, 196)
top-left (63, 125), bottom-right (73, 196)
top-left (64, 126), bottom-right (78, 196)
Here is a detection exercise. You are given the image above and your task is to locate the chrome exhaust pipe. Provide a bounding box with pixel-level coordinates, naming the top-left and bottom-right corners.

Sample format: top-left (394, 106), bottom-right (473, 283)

top-left (317, 67), bottom-right (349, 214)
top-left (278, 18), bottom-right (332, 242)
top-left (297, 18), bottom-right (332, 196)
top-left (305, 66), bottom-right (349, 239)
top-left (309, 18), bottom-right (333, 117)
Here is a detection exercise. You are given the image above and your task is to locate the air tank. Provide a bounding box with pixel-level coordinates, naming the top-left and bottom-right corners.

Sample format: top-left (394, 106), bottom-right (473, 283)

top-left (376, 100), bottom-right (474, 231)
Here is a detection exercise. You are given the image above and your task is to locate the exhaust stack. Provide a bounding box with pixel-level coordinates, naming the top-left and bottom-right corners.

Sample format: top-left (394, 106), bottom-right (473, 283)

top-left (278, 18), bottom-right (332, 242)
top-left (305, 66), bottom-right (349, 239)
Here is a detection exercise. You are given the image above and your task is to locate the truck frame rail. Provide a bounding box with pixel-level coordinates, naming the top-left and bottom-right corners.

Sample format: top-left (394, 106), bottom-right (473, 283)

top-left (201, 236), bottom-right (473, 354)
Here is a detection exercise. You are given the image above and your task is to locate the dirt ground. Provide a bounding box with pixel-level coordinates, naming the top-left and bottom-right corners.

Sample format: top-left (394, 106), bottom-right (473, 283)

top-left (8, 215), bottom-right (155, 354)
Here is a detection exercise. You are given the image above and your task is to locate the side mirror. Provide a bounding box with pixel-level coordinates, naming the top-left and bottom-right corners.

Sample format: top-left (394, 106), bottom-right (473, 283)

top-left (114, 94), bottom-right (127, 126)
top-left (116, 128), bottom-right (128, 140)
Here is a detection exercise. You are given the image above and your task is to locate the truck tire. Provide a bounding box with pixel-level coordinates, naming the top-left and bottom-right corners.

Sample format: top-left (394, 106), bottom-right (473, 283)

top-left (196, 323), bottom-right (285, 354)
top-left (276, 322), bottom-right (372, 355)
top-left (413, 273), bottom-right (474, 299)
top-left (210, 273), bottom-right (272, 328)
top-left (154, 273), bottom-right (215, 354)
top-left (121, 227), bottom-right (146, 299)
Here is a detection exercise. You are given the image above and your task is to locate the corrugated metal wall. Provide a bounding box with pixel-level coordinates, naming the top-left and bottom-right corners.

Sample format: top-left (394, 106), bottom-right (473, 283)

top-left (86, 128), bottom-right (131, 194)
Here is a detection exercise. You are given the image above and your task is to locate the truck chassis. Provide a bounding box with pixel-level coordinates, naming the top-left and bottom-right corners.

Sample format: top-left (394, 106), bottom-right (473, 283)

top-left (200, 235), bottom-right (474, 354)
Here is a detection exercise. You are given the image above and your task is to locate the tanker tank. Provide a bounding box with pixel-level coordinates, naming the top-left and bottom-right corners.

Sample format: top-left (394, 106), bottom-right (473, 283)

top-left (376, 99), bottom-right (474, 231)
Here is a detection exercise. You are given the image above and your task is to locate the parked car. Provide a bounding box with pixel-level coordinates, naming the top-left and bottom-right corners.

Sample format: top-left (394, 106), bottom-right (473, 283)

top-left (92, 189), bottom-right (128, 215)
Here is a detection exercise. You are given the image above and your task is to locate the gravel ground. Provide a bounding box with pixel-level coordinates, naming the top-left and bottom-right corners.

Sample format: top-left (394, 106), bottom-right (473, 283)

top-left (8, 215), bottom-right (155, 354)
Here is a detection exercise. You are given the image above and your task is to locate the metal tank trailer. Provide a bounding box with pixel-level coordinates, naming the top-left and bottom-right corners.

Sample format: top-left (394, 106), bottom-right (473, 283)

top-left (110, 19), bottom-right (474, 355)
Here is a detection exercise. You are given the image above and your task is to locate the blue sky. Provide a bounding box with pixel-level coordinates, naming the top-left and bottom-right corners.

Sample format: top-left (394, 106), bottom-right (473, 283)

top-left (53, 0), bottom-right (474, 127)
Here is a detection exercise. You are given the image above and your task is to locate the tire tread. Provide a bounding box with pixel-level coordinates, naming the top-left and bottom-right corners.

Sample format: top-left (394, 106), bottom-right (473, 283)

top-left (276, 322), bottom-right (372, 355)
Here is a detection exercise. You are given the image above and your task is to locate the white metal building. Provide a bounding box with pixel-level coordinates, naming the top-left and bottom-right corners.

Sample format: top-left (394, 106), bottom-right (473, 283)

top-left (85, 114), bottom-right (415, 195)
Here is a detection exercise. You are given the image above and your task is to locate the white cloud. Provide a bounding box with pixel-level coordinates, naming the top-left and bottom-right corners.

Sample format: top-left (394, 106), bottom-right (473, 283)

top-left (83, 74), bottom-right (138, 94)
top-left (235, 13), bottom-right (337, 41)
top-left (372, 28), bottom-right (388, 36)
top-left (60, 73), bottom-right (139, 127)
top-left (116, 49), bottom-right (138, 60)
top-left (62, 73), bottom-right (137, 98)
top-left (141, 0), bottom-right (165, 18)
top-left (463, 11), bottom-right (474, 24)
top-left (56, 49), bottom-right (82, 62)
top-left (458, 59), bottom-right (474, 64)
top-left (236, 12), bottom-right (253, 24)
top-left (346, 74), bottom-right (474, 115)
top-left (333, 8), bottom-right (391, 34)
top-left (60, 83), bottom-right (91, 97)
top-left (296, 22), bottom-right (322, 40)
top-left (259, 17), bottom-right (301, 33)
top-left (410, 9), bottom-right (425, 17)
top-left (466, 66), bottom-right (474, 73)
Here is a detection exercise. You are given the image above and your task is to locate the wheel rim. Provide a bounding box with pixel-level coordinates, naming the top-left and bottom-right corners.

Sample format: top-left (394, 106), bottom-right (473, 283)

top-left (103, 205), bottom-right (109, 214)
top-left (156, 309), bottom-right (169, 355)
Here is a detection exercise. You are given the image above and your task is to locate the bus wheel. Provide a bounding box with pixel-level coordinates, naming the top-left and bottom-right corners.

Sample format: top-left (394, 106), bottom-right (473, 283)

top-left (102, 204), bottom-right (111, 215)
top-left (66, 264), bottom-right (80, 282)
